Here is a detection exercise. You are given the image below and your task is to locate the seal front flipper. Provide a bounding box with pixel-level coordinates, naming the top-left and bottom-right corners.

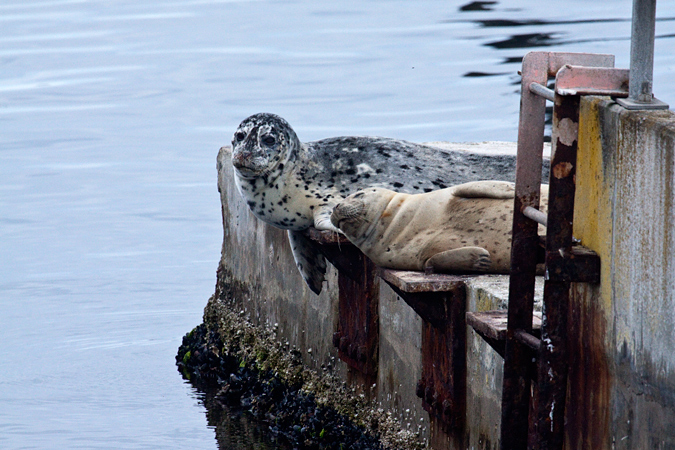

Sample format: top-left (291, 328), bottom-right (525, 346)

top-left (288, 230), bottom-right (327, 294)
top-left (313, 205), bottom-right (341, 232)
top-left (452, 181), bottom-right (515, 199)
top-left (424, 246), bottom-right (492, 273)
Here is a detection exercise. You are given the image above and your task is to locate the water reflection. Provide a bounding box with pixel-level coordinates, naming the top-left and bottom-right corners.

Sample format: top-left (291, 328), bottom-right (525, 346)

top-left (473, 18), bottom-right (629, 27)
top-left (460, 1), bottom-right (498, 12)
top-left (485, 33), bottom-right (562, 49)
top-left (198, 387), bottom-right (292, 450)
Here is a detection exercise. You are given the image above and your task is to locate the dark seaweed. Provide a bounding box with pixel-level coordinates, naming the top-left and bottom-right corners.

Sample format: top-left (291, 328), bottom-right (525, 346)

top-left (177, 324), bottom-right (384, 450)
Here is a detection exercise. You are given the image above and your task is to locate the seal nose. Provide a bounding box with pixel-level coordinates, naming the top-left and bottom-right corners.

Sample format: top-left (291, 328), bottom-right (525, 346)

top-left (231, 152), bottom-right (249, 169)
top-left (231, 137), bottom-right (259, 170)
top-left (330, 204), bottom-right (345, 229)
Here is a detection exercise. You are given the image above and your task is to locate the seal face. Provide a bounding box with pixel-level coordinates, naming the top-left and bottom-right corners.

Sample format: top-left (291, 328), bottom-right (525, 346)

top-left (232, 113), bottom-right (314, 231)
top-left (331, 181), bottom-right (549, 274)
top-left (230, 112), bottom-right (549, 293)
top-left (232, 113), bottom-right (296, 180)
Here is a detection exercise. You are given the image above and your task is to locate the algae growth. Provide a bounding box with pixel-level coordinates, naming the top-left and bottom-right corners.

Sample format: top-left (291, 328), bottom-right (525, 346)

top-left (177, 294), bottom-right (423, 450)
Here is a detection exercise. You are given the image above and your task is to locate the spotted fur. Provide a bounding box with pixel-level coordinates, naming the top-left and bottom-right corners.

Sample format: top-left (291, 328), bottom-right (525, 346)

top-left (230, 113), bottom-right (549, 293)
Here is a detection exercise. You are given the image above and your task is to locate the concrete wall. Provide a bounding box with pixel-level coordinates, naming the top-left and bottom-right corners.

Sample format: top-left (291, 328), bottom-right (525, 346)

top-left (570, 97), bottom-right (675, 449)
top-left (214, 143), bottom-right (531, 449)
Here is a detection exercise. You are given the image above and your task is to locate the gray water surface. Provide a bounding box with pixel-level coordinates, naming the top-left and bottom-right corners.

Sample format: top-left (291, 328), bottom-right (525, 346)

top-left (1, 1), bottom-right (673, 449)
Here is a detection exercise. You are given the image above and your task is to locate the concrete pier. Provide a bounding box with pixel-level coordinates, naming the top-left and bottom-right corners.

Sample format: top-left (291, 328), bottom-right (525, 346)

top-left (200, 97), bottom-right (675, 449)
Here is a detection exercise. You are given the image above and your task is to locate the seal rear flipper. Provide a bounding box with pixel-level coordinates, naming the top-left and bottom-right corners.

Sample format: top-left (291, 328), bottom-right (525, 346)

top-left (288, 230), bottom-right (327, 294)
top-left (452, 181), bottom-right (515, 199)
top-left (424, 246), bottom-right (492, 273)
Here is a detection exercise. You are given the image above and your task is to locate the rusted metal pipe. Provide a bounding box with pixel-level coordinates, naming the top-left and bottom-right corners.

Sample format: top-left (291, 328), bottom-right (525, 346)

top-left (514, 329), bottom-right (542, 351)
top-left (500, 51), bottom-right (550, 450)
top-left (533, 92), bottom-right (580, 450)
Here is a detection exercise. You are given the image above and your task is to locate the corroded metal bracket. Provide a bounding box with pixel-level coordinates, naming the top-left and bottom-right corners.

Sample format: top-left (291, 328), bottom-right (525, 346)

top-left (466, 310), bottom-right (542, 359)
top-left (306, 228), bottom-right (380, 375)
top-left (380, 269), bottom-right (467, 433)
top-left (545, 244), bottom-right (600, 283)
top-left (307, 225), bottom-right (469, 431)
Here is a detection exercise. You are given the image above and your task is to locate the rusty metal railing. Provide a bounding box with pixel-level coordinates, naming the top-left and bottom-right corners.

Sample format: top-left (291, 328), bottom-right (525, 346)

top-left (500, 52), bottom-right (628, 450)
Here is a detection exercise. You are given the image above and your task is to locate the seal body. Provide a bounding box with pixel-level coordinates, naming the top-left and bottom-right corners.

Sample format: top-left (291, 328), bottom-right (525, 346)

top-left (331, 181), bottom-right (549, 274)
top-left (230, 112), bottom-right (549, 292)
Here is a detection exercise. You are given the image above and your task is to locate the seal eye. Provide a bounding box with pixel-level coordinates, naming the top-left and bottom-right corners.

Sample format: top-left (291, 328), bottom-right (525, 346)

top-left (234, 131), bottom-right (246, 142)
top-left (261, 135), bottom-right (276, 147)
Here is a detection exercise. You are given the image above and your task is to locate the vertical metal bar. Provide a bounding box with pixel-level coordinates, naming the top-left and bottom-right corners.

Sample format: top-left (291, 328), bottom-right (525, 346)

top-left (500, 51), bottom-right (548, 450)
top-left (629, 0), bottom-right (657, 103)
top-left (387, 283), bottom-right (467, 435)
top-left (419, 290), bottom-right (467, 434)
top-left (326, 244), bottom-right (380, 375)
top-left (448, 288), bottom-right (467, 435)
top-left (534, 93), bottom-right (580, 450)
top-left (617, 0), bottom-right (669, 109)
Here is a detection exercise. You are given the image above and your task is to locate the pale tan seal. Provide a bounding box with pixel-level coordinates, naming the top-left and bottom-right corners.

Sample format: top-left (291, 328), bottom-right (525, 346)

top-left (330, 181), bottom-right (549, 273)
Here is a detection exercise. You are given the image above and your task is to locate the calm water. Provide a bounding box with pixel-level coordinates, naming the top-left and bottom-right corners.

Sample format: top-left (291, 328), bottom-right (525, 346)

top-left (0, 1), bottom-right (673, 449)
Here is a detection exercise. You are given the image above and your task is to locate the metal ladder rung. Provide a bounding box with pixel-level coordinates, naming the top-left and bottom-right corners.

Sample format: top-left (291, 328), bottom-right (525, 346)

top-left (529, 82), bottom-right (555, 101)
top-left (523, 206), bottom-right (548, 227)
top-left (467, 310), bottom-right (542, 357)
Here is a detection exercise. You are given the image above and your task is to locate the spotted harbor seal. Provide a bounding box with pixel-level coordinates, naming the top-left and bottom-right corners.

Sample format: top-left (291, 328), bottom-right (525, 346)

top-left (230, 112), bottom-right (549, 293)
top-left (330, 181), bottom-right (549, 274)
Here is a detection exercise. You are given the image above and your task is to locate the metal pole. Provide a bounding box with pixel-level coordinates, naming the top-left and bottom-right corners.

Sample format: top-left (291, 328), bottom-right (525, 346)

top-left (617, 0), bottom-right (669, 110)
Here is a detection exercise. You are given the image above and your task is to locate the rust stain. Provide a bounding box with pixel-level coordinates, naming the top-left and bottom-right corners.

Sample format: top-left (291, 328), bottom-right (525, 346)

top-left (415, 288), bottom-right (466, 434)
top-left (334, 248), bottom-right (380, 375)
top-left (385, 281), bottom-right (466, 436)
top-left (552, 162), bottom-right (574, 179)
top-left (565, 283), bottom-right (611, 449)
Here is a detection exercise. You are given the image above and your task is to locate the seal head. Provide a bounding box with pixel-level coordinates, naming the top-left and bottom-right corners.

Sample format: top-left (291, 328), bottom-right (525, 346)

top-left (232, 113), bottom-right (299, 179)
top-left (331, 188), bottom-right (396, 247)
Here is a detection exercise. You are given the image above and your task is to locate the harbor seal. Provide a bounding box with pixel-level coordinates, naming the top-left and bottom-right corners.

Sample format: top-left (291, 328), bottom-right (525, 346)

top-left (330, 181), bottom-right (549, 274)
top-left (230, 112), bottom-right (549, 293)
